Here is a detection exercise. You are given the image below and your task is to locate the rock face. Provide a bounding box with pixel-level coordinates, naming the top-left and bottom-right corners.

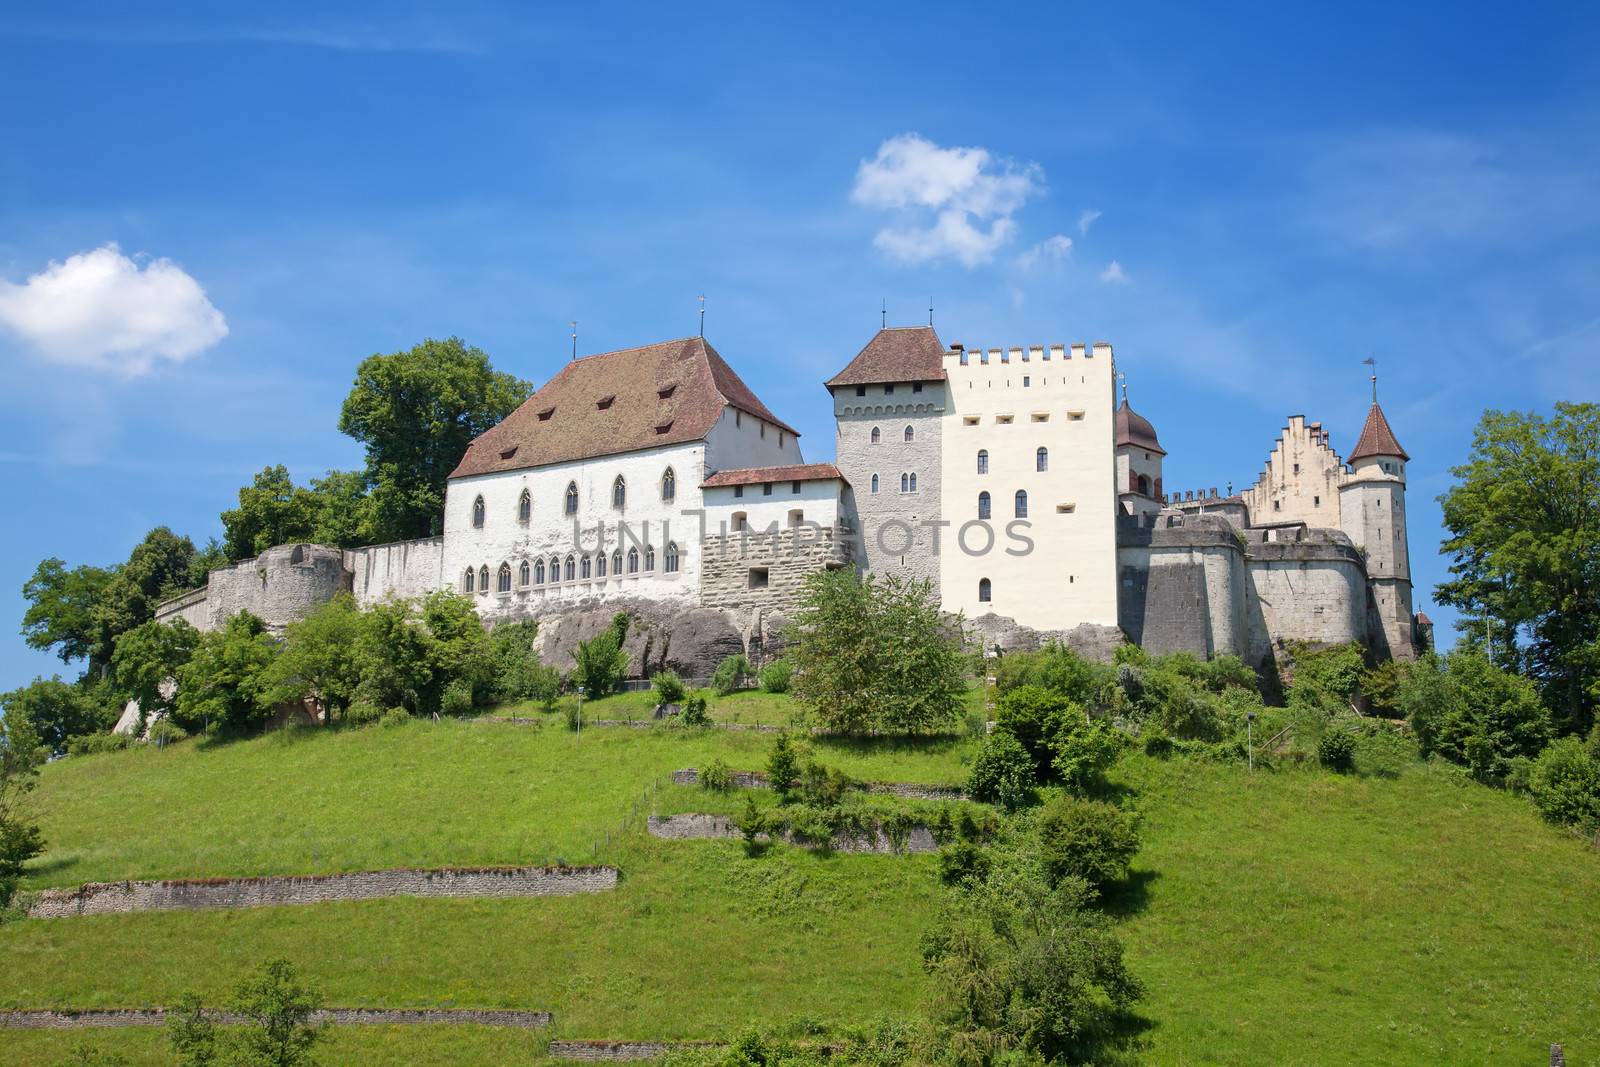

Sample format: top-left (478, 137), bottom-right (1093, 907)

top-left (965, 613), bottom-right (1125, 664)
top-left (527, 596), bottom-right (778, 679)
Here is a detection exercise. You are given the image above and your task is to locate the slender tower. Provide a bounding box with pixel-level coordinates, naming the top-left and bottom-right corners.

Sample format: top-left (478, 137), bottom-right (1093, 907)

top-left (1338, 371), bottom-right (1416, 658)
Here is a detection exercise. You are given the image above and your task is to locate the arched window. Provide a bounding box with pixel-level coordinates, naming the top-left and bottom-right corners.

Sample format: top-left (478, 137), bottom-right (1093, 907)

top-left (612, 549), bottom-right (624, 575)
top-left (870, 426), bottom-right (881, 444)
top-left (661, 467), bottom-right (676, 502)
top-left (564, 554), bottom-right (576, 582)
top-left (978, 491), bottom-right (991, 520)
top-left (518, 561), bottom-right (530, 587)
top-left (909, 472), bottom-right (917, 492)
top-left (1036, 447), bottom-right (1048, 472)
top-left (462, 568), bottom-right (475, 593)
top-left (1014, 490), bottom-right (1028, 518)
top-left (549, 555), bottom-right (561, 582)
top-left (472, 495), bottom-right (485, 528)
top-left (612, 475), bottom-right (627, 510)
top-left (580, 555), bottom-right (592, 579)
top-left (870, 474), bottom-right (879, 494)
top-left (596, 552), bottom-right (608, 578)
top-left (904, 425), bottom-right (914, 442)
top-left (478, 565), bottom-right (490, 593)
top-left (627, 547), bottom-right (640, 573)
top-left (517, 489), bottom-right (531, 522)
top-left (978, 578), bottom-right (992, 603)
top-left (1136, 474), bottom-right (1151, 496)
top-left (534, 559), bottom-right (546, 584)
top-left (497, 563), bottom-right (512, 593)
top-left (644, 544), bottom-right (656, 571)
top-left (564, 481), bottom-right (579, 516)
top-left (977, 449), bottom-right (988, 475)
top-left (665, 542), bottom-right (680, 573)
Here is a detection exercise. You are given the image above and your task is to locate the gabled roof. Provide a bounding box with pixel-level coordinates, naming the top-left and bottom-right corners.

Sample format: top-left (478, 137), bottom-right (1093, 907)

top-left (449, 336), bottom-right (798, 480)
top-left (825, 326), bottom-right (949, 388)
top-left (1115, 399), bottom-right (1165, 455)
top-left (1348, 402), bottom-right (1409, 462)
top-left (702, 463), bottom-right (846, 488)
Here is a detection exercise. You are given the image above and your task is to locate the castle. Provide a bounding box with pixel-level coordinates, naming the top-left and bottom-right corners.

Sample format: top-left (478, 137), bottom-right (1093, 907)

top-left (156, 327), bottom-right (1422, 671)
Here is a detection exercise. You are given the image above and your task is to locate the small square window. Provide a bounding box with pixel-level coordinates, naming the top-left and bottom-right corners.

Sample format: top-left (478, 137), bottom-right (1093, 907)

top-left (855, 385), bottom-right (866, 397)
top-left (748, 567), bottom-right (770, 589)
top-left (885, 384), bottom-right (895, 394)
top-left (734, 485), bottom-right (744, 498)
top-left (792, 481), bottom-right (801, 493)
top-left (762, 482), bottom-right (773, 496)
top-left (913, 382), bottom-right (923, 393)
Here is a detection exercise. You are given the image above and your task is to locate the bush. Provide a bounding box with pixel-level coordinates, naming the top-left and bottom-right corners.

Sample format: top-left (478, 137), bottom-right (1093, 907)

top-left (767, 732), bottom-right (802, 798)
top-left (994, 685), bottom-right (1079, 776)
top-left (66, 731), bottom-right (133, 756)
top-left (700, 757), bottom-right (734, 792)
top-left (1352, 726), bottom-right (1413, 778)
top-left (937, 840), bottom-right (992, 887)
top-left (1050, 713), bottom-right (1122, 793)
top-left (681, 693), bottom-right (710, 726)
top-left (966, 729), bottom-right (1037, 811)
top-left (1401, 650), bottom-right (1550, 782)
top-left (758, 660), bottom-right (792, 694)
top-left (563, 697), bottom-right (585, 732)
top-left (146, 719), bottom-right (189, 747)
top-left (798, 761), bottom-right (857, 807)
top-left (652, 671), bottom-right (687, 706)
top-left (711, 653), bottom-right (753, 696)
top-left (440, 677), bottom-right (474, 717)
top-left (1318, 723), bottom-right (1358, 772)
top-left (1527, 736), bottom-right (1600, 830)
top-left (379, 706), bottom-right (411, 729)
top-left (345, 700), bottom-right (383, 727)
top-left (573, 620), bottom-right (629, 699)
top-left (994, 643), bottom-right (1113, 704)
top-left (734, 794), bottom-right (767, 855)
top-left (1037, 795), bottom-right (1140, 893)
top-left (1140, 725), bottom-right (1173, 758)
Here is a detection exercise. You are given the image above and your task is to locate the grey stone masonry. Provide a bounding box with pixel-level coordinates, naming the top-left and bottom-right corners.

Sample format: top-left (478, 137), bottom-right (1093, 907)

top-left (0, 1008), bottom-right (552, 1029)
top-left (547, 1040), bottom-right (720, 1061)
top-left (672, 767), bottom-right (965, 799)
top-left (648, 813), bottom-right (938, 853)
top-left (27, 864), bottom-right (618, 918)
top-left (698, 524), bottom-right (853, 615)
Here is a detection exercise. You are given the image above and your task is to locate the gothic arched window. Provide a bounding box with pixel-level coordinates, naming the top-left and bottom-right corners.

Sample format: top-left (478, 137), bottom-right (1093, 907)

top-left (565, 481), bottom-right (579, 516)
top-left (478, 565), bottom-right (490, 593)
top-left (978, 491), bottom-right (991, 520)
top-left (870, 474), bottom-right (879, 494)
top-left (904, 425), bottom-right (914, 442)
top-left (612, 475), bottom-right (626, 510)
top-left (665, 542), bottom-right (680, 573)
top-left (627, 547), bottom-right (640, 573)
top-left (909, 472), bottom-right (917, 492)
top-left (519, 561), bottom-right (530, 587)
top-left (870, 426), bottom-right (881, 444)
top-left (534, 558), bottom-right (546, 584)
top-left (580, 555), bottom-right (592, 579)
top-left (977, 449), bottom-right (988, 474)
top-left (661, 467), bottom-right (676, 501)
top-left (900, 472), bottom-right (910, 493)
top-left (564, 554), bottom-right (576, 582)
top-left (1036, 447), bottom-right (1048, 472)
top-left (644, 544), bottom-right (656, 571)
top-left (472, 495), bottom-right (485, 529)
top-left (462, 568), bottom-right (475, 593)
top-left (612, 549), bottom-right (624, 575)
top-left (596, 552), bottom-right (608, 577)
top-left (549, 555), bottom-right (561, 582)
top-left (497, 562), bottom-right (512, 593)
top-left (1014, 490), bottom-right (1028, 518)
top-left (517, 488), bottom-right (531, 522)
top-left (978, 578), bottom-right (992, 603)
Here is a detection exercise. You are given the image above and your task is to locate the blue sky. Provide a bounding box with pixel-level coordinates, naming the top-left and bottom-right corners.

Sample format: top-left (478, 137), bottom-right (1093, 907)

top-left (3, 2), bottom-right (1598, 689)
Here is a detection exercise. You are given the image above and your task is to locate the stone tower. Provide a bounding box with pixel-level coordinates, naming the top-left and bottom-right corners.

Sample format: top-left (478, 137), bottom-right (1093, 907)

top-left (1338, 398), bottom-right (1416, 658)
top-left (826, 327), bottom-right (948, 594)
top-left (1115, 381), bottom-right (1165, 519)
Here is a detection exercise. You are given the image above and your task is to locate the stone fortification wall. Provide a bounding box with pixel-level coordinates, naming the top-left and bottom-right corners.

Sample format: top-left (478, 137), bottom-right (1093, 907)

top-left (1243, 528), bottom-right (1368, 666)
top-left (27, 864), bottom-right (617, 918)
top-left (1117, 514), bottom-right (1248, 658)
top-left (153, 586), bottom-right (209, 629)
top-left (647, 813), bottom-right (938, 853)
top-left (547, 1040), bottom-right (718, 1061)
top-left (203, 544), bottom-right (352, 631)
top-left (0, 1008), bottom-right (551, 1030)
top-left (698, 524), bottom-right (853, 616)
top-left (671, 767), bottom-right (965, 800)
top-left (964, 614), bottom-right (1124, 662)
top-left (347, 537), bottom-right (445, 607)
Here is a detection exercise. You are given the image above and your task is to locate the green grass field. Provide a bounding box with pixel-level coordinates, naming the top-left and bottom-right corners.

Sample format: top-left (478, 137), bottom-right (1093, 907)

top-left (3, 708), bottom-right (1598, 1066)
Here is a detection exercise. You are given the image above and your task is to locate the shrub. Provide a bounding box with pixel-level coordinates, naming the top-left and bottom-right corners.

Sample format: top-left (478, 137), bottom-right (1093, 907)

top-left (379, 706), bottom-right (411, 729)
top-left (440, 677), bottom-right (474, 717)
top-left (1527, 736), bottom-right (1600, 830)
top-left (937, 841), bottom-right (992, 887)
top-left (711, 653), bottom-right (753, 696)
top-left (1050, 712), bottom-right (1122, 793)
top-left (563, 697), bottom-right (585, 732)
top-left (994, 643), bottom-right (1113, 704)
top-left (1140, 725), bottom-right (1173, 758)
top-left (700, 757), bottom-right (734, 792)
top-left (798, 761), bottom-right (857, 807)
top-left (652, 671), bottom-right (687, 706)
top-left (345, 700), bottom-right (383, 727)
top-left (966, 729), bottom-right (1037, 811)
top-left (146, 719), bottom-right (189, 747)
top-left (66, 731), bottom-right (133, 756)
top-left (1352, 726), bottom-right (1413, 778)
top-left (573, 619), bottom-right (629, 699)
top-left (0, 676), bottom-right (115, 758)
top-left (994, 685), bottom-right (1078, 775)
top-left (1318, 723), bottom-right (1358, 772)
top-left (758, 660), bottom-right (792, 694)
top-left (681, 694), bottom-right (710, 726)
top-left (766, 732), bottom-right (802, 799)
top-left (1401, 650), bottom-right (1550, 782)
top-left (1037, 795), bottom-right (1140, 893)
top-left (734, 794), bottom-right (767, 856)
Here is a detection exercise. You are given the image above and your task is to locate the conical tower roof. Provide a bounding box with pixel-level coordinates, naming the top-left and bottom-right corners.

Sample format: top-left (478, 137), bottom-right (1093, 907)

top-left (1348, 402), bottom-right (1408, 463)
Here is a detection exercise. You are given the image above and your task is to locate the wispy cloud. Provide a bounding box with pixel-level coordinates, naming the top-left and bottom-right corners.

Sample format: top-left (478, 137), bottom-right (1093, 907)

top-left (1016, 234), bottom-right (1073, 270)
top-left (851, 133), bottom-right (1045, 267)
top-left (0, 244), bottom-right (228, 376)
top-left (1099, 260), bottom-right (1128, 284)
top-left (1077, 209), bottom-right (1102, 235)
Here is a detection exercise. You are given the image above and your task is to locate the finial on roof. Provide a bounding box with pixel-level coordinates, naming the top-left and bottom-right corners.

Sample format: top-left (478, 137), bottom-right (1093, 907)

top-left (570, 320), bottom-right (577, 361)
top-left (929, 298), bottom-right (933, 327)
top-left (1362, 356), bottom-right (1377, 403)
top-left (1119, 372), bottom-right (1128, 404)
top-left (881, 299), bottom-right (886, 330)
top-left (699, 295), bottom-right (705, 338)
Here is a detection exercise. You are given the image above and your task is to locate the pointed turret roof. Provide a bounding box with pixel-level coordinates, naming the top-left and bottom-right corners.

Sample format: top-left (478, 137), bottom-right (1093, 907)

top-left (1348, 402), bottom-right (1409, 462)
top-left (825, 326), bottom-right (948, 388)
top-left (1115, 398), bottom-right (1165, 456)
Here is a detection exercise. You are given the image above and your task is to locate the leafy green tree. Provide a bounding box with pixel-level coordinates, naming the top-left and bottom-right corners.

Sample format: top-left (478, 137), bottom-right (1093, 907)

top-left (174, 612), bottom-right (279, 733)
top-left (221, 465), bottom-right (321, 562)
top-left (1438, 403), bottom-right (1600, 735)
top-left (188, 537), bottom-right (229, 589)
top-left (1050, 714), bottom-right (1122, 794)
top-left (0, 712), bottom-right (45, 908)
top-left (418, 591), bottom-right (495, 711)
top-left (965, 729), bottom-right (1036, 812)
top-left (165, 992), bottom-right (217, 1067)
top-left (489, 620), bottom-right (558, 705)
top-left (788, 570), bottom-right (965, 735)
top-left (338, 337), bottom-right (531, 542)
top-left (1526, 736), bottom-right (1600, 831)
top-left (573, 615), bottom-right (630, 699)
top-left (167, 959), bottom-right (324, 1067)
top-left (0, 676), bottom-right (113, 756)
top-left (98, 527), bottom-right (198, 638)
top-left (766, 732), bottom-right (802, 800)
top-left (263, 595), bottom-right (364, 725)
top-left (20, 557), bottom-right (116, 670)
top-left (353, 600), bottom-right (433, 715)
top-left (306, 469), bottom-right (372, 548)
top-left (111, 618), bottom-right (200, 729)
top-left (1400, 649), bottom-right (1550, 782)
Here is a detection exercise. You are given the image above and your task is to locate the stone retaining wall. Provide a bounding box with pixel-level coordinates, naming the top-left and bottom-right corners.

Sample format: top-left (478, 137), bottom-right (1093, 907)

top-left (671, 767), bottom-right (965, 800)
top-left (27, 865), bottom-right (618, 919)
top-left (547, 1039), bottom-right (718, 1061)
top-left (0, 1008), bottom-right (551, 1029)
top-left (647, 813), bottom-right (938, 853)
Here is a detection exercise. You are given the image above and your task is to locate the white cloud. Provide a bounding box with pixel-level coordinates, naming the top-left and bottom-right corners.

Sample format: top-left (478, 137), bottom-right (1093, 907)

top-left (1099, 260), bottom-right (1129, 284)
top-left (0, 244), bottom-right (228, 375)
top-left (1016, 234), bottom-right (1073, 270)
top-left (852, 133), bottom-right (1044, 267)
top-left (1077, 209), bottom-right (1102, 234)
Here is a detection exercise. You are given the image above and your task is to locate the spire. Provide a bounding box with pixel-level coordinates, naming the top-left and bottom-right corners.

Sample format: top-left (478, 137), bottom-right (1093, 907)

top-left (1363, 356), bottom-right (1377, 403)
top-left (1349, 401), bottom-right (1409, 463)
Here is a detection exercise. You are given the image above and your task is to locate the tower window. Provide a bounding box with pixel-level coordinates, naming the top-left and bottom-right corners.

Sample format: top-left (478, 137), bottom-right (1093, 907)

top-left (856, 385), bottom-right (866, 397)
top-left (871, 474), bottom-right (879, 494)
top-left (1036, 447), bottom-right (1048, 472)
top-left (871, 426), bottom-right (881, 444)
top-left (1015, 490), bottom-right (1028, 518)
top-left (977, 449), bottom-right (988, 474)
top-left (904, 425), bottom-right (914, 442)
top-left (913, 382), bottom-right (923, 393)
top-left (978, 578), bottom-right (992, 603)
top-left (978, 491), bottom-right (991, 520)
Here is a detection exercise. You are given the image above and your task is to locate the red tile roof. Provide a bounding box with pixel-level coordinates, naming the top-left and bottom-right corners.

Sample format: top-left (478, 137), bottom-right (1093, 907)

top-left (1115, 400), bottom-right (1166, 455)
top-left (449, 337), bottom-right (798, 479)
top-left (702, 463), bottom-right (845, 488)
top-left (1348, 402), bottom-right (1409, 463)
top-left (825, 327), bottom-right (949, 388)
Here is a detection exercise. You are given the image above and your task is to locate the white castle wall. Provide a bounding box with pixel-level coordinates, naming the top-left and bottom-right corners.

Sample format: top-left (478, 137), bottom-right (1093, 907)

top-left (347, 537), bottom-right (445, 607)
top-left (1240, 415), bottom-right (1347, 528)
top-left (703, 405), bottom-right (804, 472)
top-left (940, 343), bottom-right (1118, 631)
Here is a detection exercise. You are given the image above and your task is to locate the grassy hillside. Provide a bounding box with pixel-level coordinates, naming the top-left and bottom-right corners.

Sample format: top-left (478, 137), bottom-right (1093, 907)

top-left (3, 714), bottom-right (1598, 1065)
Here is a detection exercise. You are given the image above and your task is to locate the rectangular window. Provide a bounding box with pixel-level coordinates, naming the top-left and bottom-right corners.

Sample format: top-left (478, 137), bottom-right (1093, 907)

top-left (792, 481), bottom-right (801, 493)
top-left (912, 382), bottom-right (924, 393)
top-left (996, 415), bottom-right (1014, 425)
top-left (885, 384), bottom-right (895, 394)
top-left (1023, 376), bottom-right (1030, 387)
top-left (964, 416), bottom-right (980, 426)
top-left (748, 567), bottom-right (770, 589)
top-left (1314, 495), bottom-right (1320, 507)
top-left (855, 385), bottom-right (866, 396)
top-left (734, 485), bottom-right (744, 498)
top-left (762, 482), bottom-right (773, 496)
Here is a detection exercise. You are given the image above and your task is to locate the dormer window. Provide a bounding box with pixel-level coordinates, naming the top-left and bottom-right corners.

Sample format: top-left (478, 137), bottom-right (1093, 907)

top-left (500, 446), bottom-right (518, 460)
top-left (597, 395), bottom-right (615, 411)
top-left (537, 407), bottom-right (555, 421)
top-left (658, 385), bottom-right (676, 399)
top-left (655, 421), bottom-right (674, 434)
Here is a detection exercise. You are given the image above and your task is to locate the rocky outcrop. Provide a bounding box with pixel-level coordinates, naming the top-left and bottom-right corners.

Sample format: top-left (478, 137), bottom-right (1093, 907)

top-left (965, 613), bottom-right (1124, 663)
top-left (527, 597), bottom-right (783, 678)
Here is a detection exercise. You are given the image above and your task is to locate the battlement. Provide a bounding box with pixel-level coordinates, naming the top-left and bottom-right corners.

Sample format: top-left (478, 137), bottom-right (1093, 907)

top-left (944, 341), bottom-right (1113, 368)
